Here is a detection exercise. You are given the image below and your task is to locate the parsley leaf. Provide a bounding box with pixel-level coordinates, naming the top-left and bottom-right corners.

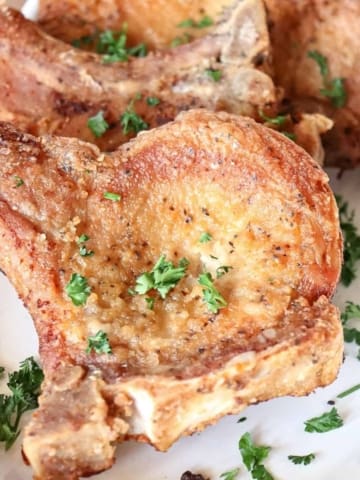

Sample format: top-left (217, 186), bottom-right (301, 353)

top-left (304, 407), bottom-right (343, 433)
top-left (170, 33), bottom-right (191, 47)
top-left (65, 273), bottom-right (91, 306)
top-left (205, 68), bottom-right (222, 82)
top-left (134, 255), bottom-right (189, 299)
top-left (220, 467), bottom-right (240, 480)
top-left (72, 33), bottom-right (97, 49)
top-left (288, 453), bottom-right (315, 465)
top-left (282, 132), bottom-right (296, 141)
top-left (146, 96), bottom-right (160, 106)
top-left (0, 366), bottom-right (4, 378)
top-left (237, 416), bottom-right (247, 423)
top-left (86, 330), bottom-right (112, 354)
top-left (97, 28), bottom-right (147, 63)
top-left (77, 234), bottom-right (94, 257)
top-left (0, 357), bottom-right (43, 450)
top-left (198, 272), bottom-right (227, 313)
top-left (239, 433), bottom-right (273, 480)
top-left (337, 383), bottom-right (360, 399)
top-left (13, 175), bottom-right (24, 188)
top-left (259, 111), bottom-right (287, 126)
top-left (87, 111), bottom-right (109, 138)
top-left (120, 103), bottom-right (148, 135)
top-left (145, 297), bottom-right (155, 310)
top-left (177, 15), bottom-right (213, 29)
top-left (199, 232), bottom-right (212, 243)
top-left (216, 265), bottom-right (233, 279)
top-left (103, 191), bottom-right (121, 202)
top-left (341, 301), bottom-right (360, 345)
top-left (336, 195), bottom-right (360, 286)
top-left (308, 50), bottom-right (347, 108)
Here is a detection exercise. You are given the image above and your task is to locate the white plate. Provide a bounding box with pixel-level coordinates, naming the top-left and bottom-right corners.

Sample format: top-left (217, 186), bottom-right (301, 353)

top-left (2, 1), bottom-right (360, 479)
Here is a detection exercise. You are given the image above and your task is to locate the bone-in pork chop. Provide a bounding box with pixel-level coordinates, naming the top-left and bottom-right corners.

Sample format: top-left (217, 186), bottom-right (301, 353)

top-left (0, 2), bottom-right (275, 152)
top-left (0, 110), bottom-right (342, 479)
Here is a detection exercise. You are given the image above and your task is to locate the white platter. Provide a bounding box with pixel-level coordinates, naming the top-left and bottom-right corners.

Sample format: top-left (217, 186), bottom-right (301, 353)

top-left (1, 0), bottom-right (360, 478)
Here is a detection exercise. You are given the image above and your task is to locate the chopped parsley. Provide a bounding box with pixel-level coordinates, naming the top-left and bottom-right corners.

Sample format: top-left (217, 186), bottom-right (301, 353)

top-left (97, 27), bottom-right (147, 63)
top-left (239, 432), bottom-right (273, 480)
top-left (170, 33), bottom-right (191, 47)
top-left (13, 175), bottom-right (24, 188)
top-left (65, 273), bottom-right (91, 306)
top-left (198, 272), bottom-right (227, 313)
top-left (199, 232), bottom-right (212, 243)
top-left (282, 132), bottom-right (296, 141)
top-left (103, 191), bottom-right (121, 202)
top-left (308, 50), bottom-right (347, 108)
top-left (134, 255), bottom-right (189, 299)
top-left (77, 234), bottom-right (94, 257)
top-left (336, 195), bottom-right (360, 286)
top-left (337, 383), bottom-right (360, 399)
top-left (216, 265), bottom-right (233, 279)
top-left (341, 301), bottom-right (360, 345)
top-left (87, 111), bottom-right (109, 138)
top-left (146, 96), bottom-right (160, 106)
top-left (120, 102), bottom-right (149, 135)
top-left (288, 453), bottom-right (315, 465)
top-left (177, 15), bottom-right (213, 29)
top-left (259, 111), bottom-right (287, 126)
top-left (72, 33), bottom-right (97, 49)
top-left (304, 407), bottom-right (343, 433)
top-left (145, 297), bottom-right (155, 310)
top-left (219, 468), bottom-right (240, 480)
top-left (86, 330), bottom-right (112, 354)
top-left (205, 68), bottom-right (222, 82)
top-left (0, 357), bottom-right (43, 450)
top-left (0, 366), bottom-right (4, 378)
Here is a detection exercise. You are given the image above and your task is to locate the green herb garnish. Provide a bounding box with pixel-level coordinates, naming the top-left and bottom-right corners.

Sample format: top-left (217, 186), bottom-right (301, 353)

top-left (337, 383), bottom-right (360, 399)
top-left (177, 15), bottom-right (213, 29)
top-left (0, 366), bottom-right (4, 378)
top-left (120, 103), bottom-right (149, 135)
top-left (134, 255), bottom-right (188, 299)
top-left (336, 195), bottom-right (360, 286)
top-left (198, 272), bottom-right (227, 313)
top-left (77, 234), bottom-right (94, 257)
top-left (65, 273), bottom-right (91, 306)
top-left (0, 357), bottom-right (43, 450)
top-left (146, 96), bottom-right (160, 106)
top-left (239, 432), bottom-right (273, 480)
top-left (288, 453), bottom-right (315, 465)
top-left (220, 467), bottom-right (240, 480)
top-left (304, 407), bottom-right (343, 433)
top-left (282, 132), bottom-right (296, 140)
top-left (170, 33), bottom-right (191, 47)
top-left (145, 297), bottom-right (155, 310)
top-left (259, 111), bottom-right (287, 126)
top-left (216, 265), bottom-right (233, 278)
top-left (87, 111), bottom-right (109, 138)
top-left (199, 232), bottom-right (212, 243)
top-left (205, 68), bottom-right (222, 82)
top-left (13, 176), bottom-right (24, 188)
top-left (308, 50), bottom-right (347, 108)
top-left (103, 191), bottom-right (121, 202)
top-left (72, 33), bottom-right (97, 49)
top-left (341, 301), bottom-right (360, 345)
top-left (97, 27), bottom-right (147, 63)
top-left (237, 416), bottom-right (247, 423)
top-left (86, 330), bottom-right (112, 354)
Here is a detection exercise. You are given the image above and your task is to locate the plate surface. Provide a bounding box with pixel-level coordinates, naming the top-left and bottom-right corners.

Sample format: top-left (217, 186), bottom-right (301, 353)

top-left (2, 0), bottom-right (360, 479)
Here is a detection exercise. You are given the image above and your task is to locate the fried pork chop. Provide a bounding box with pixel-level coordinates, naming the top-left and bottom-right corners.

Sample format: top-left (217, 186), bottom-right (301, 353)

top-left (0, 110), bottom-right (343, 479)
top-left (0, 2), bottom-right (276, 152)
top-left (264, 0), bottom-right (360, 168)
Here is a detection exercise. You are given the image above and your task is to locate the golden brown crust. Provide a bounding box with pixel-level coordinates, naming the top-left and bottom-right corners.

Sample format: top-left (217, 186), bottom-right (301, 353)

top-left (0, 110), bottom-right (343, 478)
top-left (265, 0), bottom-right (360, 168)
top-left (0, 3), bottom-right (275, 151)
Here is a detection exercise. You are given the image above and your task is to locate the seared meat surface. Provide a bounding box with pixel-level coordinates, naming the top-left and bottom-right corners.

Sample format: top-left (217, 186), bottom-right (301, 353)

top-left (265, 0), bottom-right (360, 168)
top-left (0, 110), bottom-right (342, 479)
top-left (0, 2), bottom-right (276, 152)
